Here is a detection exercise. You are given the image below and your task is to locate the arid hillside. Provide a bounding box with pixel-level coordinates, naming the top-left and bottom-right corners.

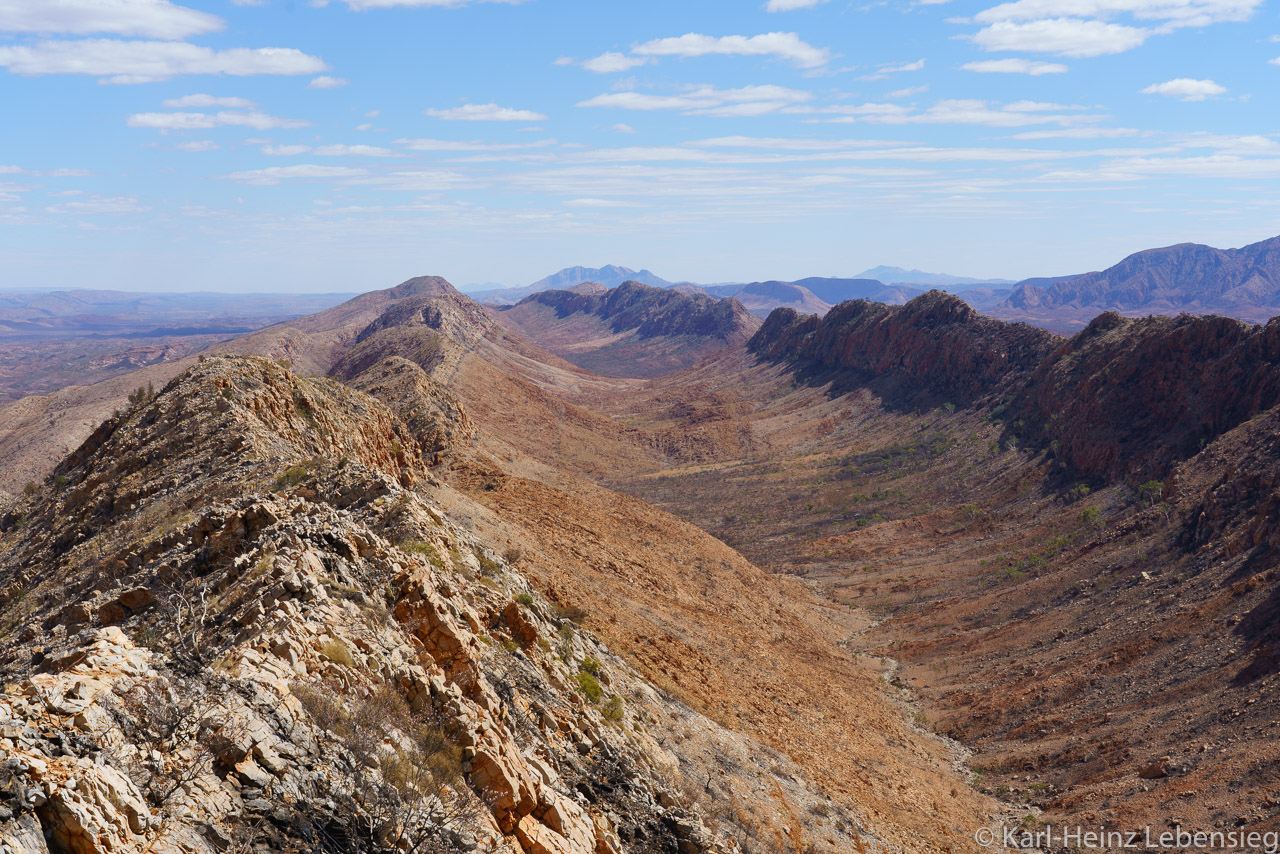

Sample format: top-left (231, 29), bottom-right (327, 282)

top-left (578, 295), bottom-right (1280, 839)
top-left (0, 300), bottom-right (1005, 852)
top-left (7, 275), bottom-right (1280, 851)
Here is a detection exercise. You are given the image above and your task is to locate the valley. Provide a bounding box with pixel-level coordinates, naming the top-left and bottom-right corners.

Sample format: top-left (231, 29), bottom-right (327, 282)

top-left (2, 270), bottom-right (1279, 853)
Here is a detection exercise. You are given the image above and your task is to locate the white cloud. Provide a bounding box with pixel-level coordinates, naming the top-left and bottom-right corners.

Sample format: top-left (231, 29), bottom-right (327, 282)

top-left (162, 93), bottom-right (255, 107)
top-left (340, 0), bottom-right (527, 7)
top-left (632, 32), bottom-right (831, 69)
top-left (0, 39), bottom-right (326, 83)
top-left (425, 103), bottom-right (546, 121)
top-left (582, 52), bottom-right (650, 73)
top-left (578, 85), bottom-right (812, 117)
top-left (262, 144), bottom-right (312, 155)
top-left (553, 56), bottom-right (575, 66)
top-left (314, 144), bottom-right (397, 156)
top-left (887, 85), bottom-right (929, 97)
top-left (972, 19), bottom-right (1149, 56)
top-left (395, 138), bottom-right (555, 151)
top-left (46, 195), bottom-right (148, 215)
top-left (974, 0), bottom-right (1260, 29)
top-left (1270, 56), bottom-right (1280, 65)
top-left (222, 164), bottom-right (369, 185)
top-left (823, 98), bottom-right (1100, 126)
top-left (859, 58), bottom-right (926, 80)
top-left (174, 139), bottom-right (219, 151)
top-left (611, 123), bottom-right (637, 133)
top-left (308, 75), bottom-right (348, 88)
top-left (1141, 77), bottom-right (1226, 100)
top-left (1010, 127), bottom-right (1138, 137)
top-left (355, 123), bottom-right (374, 131)
top-left (128, 110), bottom-right (310, 130)
top-left (0, 0), bottom-right (223, 39)
top-left (765, 0), bottom-right (828, 9)
top-left (563, 198), bottom-right (640, 207)
top-left (962, 58), bottom-right (1068, 73)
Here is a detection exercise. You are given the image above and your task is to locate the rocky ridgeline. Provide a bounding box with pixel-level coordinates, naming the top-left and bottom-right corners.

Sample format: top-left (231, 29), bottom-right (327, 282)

top-left (751, 292), bottom-right (1280, 481)
top-left (511, 283), bottom-right (758, 344)
top-left (0, 356), bottom-right (743, 854)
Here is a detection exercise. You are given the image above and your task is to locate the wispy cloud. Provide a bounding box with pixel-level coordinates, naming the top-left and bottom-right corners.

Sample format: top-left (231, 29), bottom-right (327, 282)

top-left (578, 85), bottom-right (812, 117)
top-left (1141, 78), bottom-right (1226, 100)
top-left (632, 32), bottom-right (832, 69)
top-left (971, 19), bottom-right (1149, 57)
top-left (817, 98), bottom-right (1100, 127)
top-left (222, 164), bottom-right (369, 185)
top-left (581, 52), bottom-right (651, 73)
top-left (314, 144), bottom-right (398, 156)
top-left (765, 0), bottom-right (828, 9)
top-left (395, 137), bottom-right (556, 151)
top-left (0, 0), bottom-right (223, 39)
top-left (162, 93), bottom-right (256, 108)
top-left (128, 110), bottom-right (310, 130)
top-left (962, 58), bottom-right (1068, 74)
top-left (425, 103), bottom-right (547, 121)
top-left (308, 75), bottom-right (348, 88)
top-left (46, 195), bottom-right (149, 215)
top-left (340, 0), bottom-right (528, 7)
top-left (0, 39), bottom-right (326, 83)
top-left (858, 58), bottom-right (925, 80)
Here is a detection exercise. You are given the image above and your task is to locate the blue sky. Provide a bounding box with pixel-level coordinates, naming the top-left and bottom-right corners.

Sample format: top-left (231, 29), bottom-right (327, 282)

top-left (1, 0), bottom-right (1278, 292)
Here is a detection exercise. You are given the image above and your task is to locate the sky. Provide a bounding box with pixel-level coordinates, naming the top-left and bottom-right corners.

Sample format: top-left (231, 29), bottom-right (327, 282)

top-left (1, 0), bottom-right (1278, 293)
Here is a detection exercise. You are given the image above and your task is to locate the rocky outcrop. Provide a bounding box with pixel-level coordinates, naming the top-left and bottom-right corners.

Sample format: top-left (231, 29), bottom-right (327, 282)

top-left (749, 292), bottom-right (1280, 482)
top-left (512, 282), bottom-right (757, 344)
top-left (492, 282), bottom-right (762, 378)
top-left (0, 355), bottom-right (810, 854)
top-left (1013, 311), bottom-right (1280, 481)
top-left (750, 291), bottom-right (1055, 407)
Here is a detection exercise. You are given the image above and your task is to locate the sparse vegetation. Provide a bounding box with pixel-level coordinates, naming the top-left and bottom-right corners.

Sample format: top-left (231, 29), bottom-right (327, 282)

top-left (274, 462), bottom-right (311, 488)
top-left (575, 668), bottom-right (604, 703)
top-left (319, 638), bottom-right (356, 667)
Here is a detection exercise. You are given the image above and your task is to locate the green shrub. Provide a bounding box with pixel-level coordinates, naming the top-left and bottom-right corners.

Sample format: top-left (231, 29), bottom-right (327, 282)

top-left (514, 592), bottom-right (535, 607)
top-left (580, 656), bottom-right (601, 676)
top-left (575, 670), bottom-right (603, 703)
top-left (602, 696), bottom-right (624, 723)
top-left (275, 464), bottom-right (310, 488)
top-left (1079, 506), bottom-right (1101, 526)
top-left (474, 547), bottom-right (501, 577)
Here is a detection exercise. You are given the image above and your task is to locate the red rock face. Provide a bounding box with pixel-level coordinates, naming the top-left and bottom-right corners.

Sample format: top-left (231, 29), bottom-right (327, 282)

top-left (751, 292), bottom-right (1280, 482)
top-left (749, 291), bottom-right (1055, 407)
top-left (1017, 312), bottom-right (1280, 481)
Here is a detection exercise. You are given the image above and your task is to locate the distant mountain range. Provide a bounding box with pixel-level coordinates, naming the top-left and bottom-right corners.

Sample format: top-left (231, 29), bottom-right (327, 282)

top-left (995, 235), bottom-right (1280, 327)
top-left (852, 266), bottom-right (1016, 288)
top-left (469, 236), bottom-right (1280, 332)
top-left (465, 266), bottom-right (676, 305)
